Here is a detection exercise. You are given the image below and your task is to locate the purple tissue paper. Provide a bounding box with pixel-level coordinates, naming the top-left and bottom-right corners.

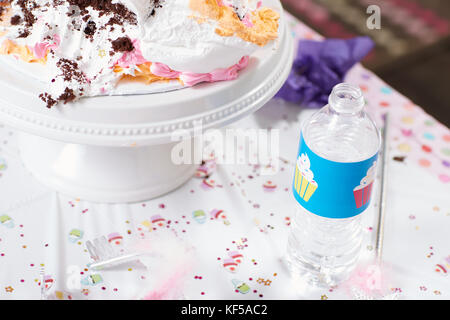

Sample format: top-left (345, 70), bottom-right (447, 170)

top-left (276, 36), bottom-right (375, 108)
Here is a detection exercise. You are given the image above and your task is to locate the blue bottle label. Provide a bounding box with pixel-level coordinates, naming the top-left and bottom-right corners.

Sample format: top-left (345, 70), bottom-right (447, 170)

top-left (293, 134), bottom-right (379, 219)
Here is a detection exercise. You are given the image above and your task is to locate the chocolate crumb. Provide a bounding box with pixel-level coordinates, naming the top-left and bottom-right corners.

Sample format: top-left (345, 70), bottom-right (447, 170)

top-left (111, 37), bottom-right (134, 53)
top-left (58, 87), bottom-right (76, 104)
top-left (10, 15), bottom-right (21, 25)
top-left (17, 29), bottom-right (30, 38)
top-left (67, 0), bottom-right (137, 25)
top-left (83, 20), bottom-right (96, 36)
top-left (39, 93), bottom-right (58, 108)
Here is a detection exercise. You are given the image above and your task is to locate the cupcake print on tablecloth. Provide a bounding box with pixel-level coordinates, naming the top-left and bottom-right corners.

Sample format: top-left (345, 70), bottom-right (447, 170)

top-left (294, 153), bottom-right (318, 202)
top-left (263, 181), bottom-right (277, 192)
top-left (223, 259), bottom-right (239, 273)
top-left (0, 157), bottom-right (6, 171)
top-left (151, 215), bottom-right (166, 228)
top-left (42, 275), bottom-right (54, 290)
top-left (353, 161), bottom-right (377, 209)
top-left (68, 229), bottom-right (84, 243)
top-left (232, 279), bottom-right (250, 294)
top-left (228, 251), bottom-right (244, 264)
top-left (107, 232), bottom-right (123, 246)
top-left (0, 214), bottom-right (14, 228)
top-left (192, 210), bottom-right (207, 224)
top-left (210, 209), bottom-right (230, 225)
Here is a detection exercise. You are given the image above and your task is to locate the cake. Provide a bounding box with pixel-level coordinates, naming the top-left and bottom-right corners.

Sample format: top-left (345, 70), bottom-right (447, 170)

top-left (0, 0), bottom-right (280, 108)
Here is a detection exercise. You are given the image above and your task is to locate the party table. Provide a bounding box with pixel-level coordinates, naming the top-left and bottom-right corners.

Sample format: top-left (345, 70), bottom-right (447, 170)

top-left (0, 13), bottom-right (449, 300)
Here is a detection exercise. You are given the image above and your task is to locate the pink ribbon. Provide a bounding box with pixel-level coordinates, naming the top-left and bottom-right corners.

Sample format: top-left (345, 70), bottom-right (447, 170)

top-left (151, 56), bottom-right (250, 87)
top-left (150, 62), bottom-right (181, 78)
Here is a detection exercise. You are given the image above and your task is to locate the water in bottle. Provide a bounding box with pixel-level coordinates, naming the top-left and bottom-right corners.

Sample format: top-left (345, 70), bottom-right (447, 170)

top-left (286, 83), bottom-right (381, 287)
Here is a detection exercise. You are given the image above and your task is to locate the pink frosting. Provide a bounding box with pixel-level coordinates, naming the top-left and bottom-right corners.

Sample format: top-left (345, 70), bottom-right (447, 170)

top-left (150, 56), bottom-right (250, 87)
top-left (150, 62), bottom-right (181, 78)
top-left (242, 13), bottom-right (254, 28)
top-left (33, 34), bottom-right (60, 59)
top-left (115, 39), bottom-right (147, 68)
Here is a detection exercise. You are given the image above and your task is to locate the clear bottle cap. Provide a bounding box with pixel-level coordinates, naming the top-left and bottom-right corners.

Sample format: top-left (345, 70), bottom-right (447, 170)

top-left (328, 83), bottom-right (365, 114)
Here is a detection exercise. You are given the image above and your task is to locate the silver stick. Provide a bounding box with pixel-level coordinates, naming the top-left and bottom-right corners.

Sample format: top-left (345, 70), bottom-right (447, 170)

top-left (375, 113), bottom-right (390, 265)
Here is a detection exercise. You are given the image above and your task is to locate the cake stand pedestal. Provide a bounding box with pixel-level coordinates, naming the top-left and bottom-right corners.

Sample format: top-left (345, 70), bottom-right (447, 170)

top-left (0, 19), bottom-right (293, 203)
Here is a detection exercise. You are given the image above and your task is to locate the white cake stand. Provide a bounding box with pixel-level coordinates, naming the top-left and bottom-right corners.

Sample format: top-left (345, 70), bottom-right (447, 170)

top-left (0, 18), bottom-right (293, 203)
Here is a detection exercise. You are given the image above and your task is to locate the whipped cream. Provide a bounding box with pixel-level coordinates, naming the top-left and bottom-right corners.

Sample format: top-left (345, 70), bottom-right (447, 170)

top-left (137, 0), bottom-right (258, 73)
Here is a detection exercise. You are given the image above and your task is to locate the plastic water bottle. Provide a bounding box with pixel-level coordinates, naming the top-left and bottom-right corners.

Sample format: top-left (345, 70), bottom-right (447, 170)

top-left (286, 83), bottom-right (381, 287)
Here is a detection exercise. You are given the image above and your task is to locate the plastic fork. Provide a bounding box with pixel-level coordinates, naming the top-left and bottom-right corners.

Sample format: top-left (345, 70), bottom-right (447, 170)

top-left (86, 236), bottom-right (143, 270)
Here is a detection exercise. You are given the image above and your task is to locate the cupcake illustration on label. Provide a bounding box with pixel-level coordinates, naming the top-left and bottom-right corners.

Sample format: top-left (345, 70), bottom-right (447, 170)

top-left (293, 134), bottom-right (378, 219)
top-left (353, 161), bottom-right (377, 209)
top-left (294, 153), bottom-right (318, 202)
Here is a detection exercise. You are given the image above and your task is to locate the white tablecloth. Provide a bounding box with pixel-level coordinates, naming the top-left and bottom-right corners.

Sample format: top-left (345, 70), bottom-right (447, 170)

top-left (0, 14), bottom-right (449, 300)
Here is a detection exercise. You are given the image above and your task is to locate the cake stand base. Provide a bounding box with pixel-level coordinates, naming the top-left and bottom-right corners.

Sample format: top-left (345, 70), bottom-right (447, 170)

top-left (1, 10), bottom-right (293, 204)
top-left (18, 132), bottom-right (197, 203)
